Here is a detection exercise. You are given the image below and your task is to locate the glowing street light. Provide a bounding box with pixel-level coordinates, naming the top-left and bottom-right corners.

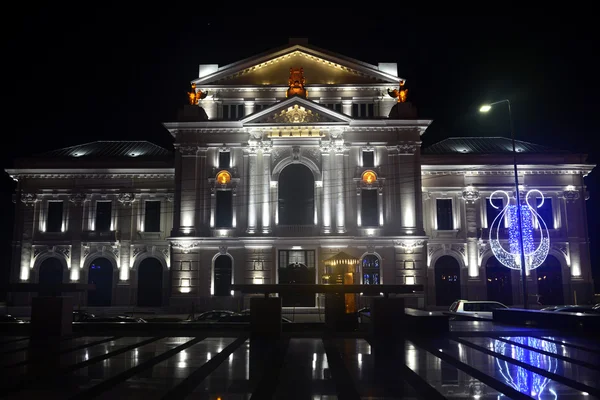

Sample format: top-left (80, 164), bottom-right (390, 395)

top-left (480, 99), bottom-right (530, 309)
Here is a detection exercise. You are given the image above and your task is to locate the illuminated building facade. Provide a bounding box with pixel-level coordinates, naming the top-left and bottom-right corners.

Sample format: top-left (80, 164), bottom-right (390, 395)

top-left (6, 39), bottom-right (595, 310)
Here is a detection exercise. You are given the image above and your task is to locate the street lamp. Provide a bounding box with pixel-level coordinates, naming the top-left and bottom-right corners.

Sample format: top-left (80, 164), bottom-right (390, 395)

top-left (480, 99), bottom-right (529, 309)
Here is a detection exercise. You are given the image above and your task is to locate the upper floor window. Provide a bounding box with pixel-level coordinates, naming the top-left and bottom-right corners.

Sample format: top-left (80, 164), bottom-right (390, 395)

top-left (536, 197), bottom-right (554, 229)
top-left (218, 151), bottom-right (231, 169)
top-left (362, 150), bottom-right (374, 168)
top-left (144, 200), bottom-right (161, 232)
top-left (215, 190), bottom-right (233, 228)
top-left (255, 103), bottom-right (272, 112)
top-left (436, 199), bottom-right (453, 230)
top-left (352, 103), bottom-right (375, 118)
top-left (361, 189), bottom-right (378, 227)
top-left (486, 197), bottom-right (503, 227)
top-left (222, 104), bottom-right (244, 120)
top-left (95, 201), bottom-right (112, 231)
top-left (46, 201), bottom-right (63, 233)
top-left (323, 103), bottom-right (342, 113)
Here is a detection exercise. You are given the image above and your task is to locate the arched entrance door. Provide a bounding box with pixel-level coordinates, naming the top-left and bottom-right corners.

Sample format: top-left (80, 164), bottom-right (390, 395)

top-left (137, 258), bottom-right (163, 307)
top-left (278, 164), bottom-right (314, 225)
top-left (87, 258), bottom-right (114, 306)
top-left (536, 255), bottom-right (564, 305)
top-left (39, 258), bottom-right (64, 284)
top-left (486, 256), bottom-right (513, 305)
top-left (362, 255), bottom-right (380, 285)
top-left (214, 255), bottom-right (232, 296)
top-left (434, 256), bottom-right (461, 306)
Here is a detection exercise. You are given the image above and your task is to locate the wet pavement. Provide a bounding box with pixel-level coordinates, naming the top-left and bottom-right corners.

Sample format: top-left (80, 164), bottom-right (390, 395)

top-left (0, 321), bottom-right (598, 399)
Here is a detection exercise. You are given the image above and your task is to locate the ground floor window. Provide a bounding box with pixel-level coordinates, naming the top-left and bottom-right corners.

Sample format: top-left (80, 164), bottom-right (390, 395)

top-left (278, 249), bottom-right (315, 307)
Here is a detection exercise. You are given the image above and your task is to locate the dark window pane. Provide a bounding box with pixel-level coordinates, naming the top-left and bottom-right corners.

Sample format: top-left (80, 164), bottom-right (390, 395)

top-left (96, 201), bottom-right (112, 231)
top-left (237, 104), bottom-right (244, 119)
top-left (536, 198), bottom-right (554, 229)
top-left (367, 103), bottom-right (374, 117)
top-left (360, 103), bottom-right (366, 117)
top-left (214, 255), bottom-right (232, 296)
top-left (361, 189), bottom-right (378, 226)
top-left (278, 164), bottom-right (314, 225)
top-left (362, 151), bottom-right (374, 168)
top-left (486, 198), bottom-right (503, 227)
top-left (436, 199), bottom-right (453, 230)
top-left (223, 104), bottom-right (230, 120)
top-left (219, 151), bottom-right (230, 169)
top-left (352, 103), bottom-right (358, 116)
top-left (216, 191), bottom-right (233, 227)
top-left (46, 202), bottom-right (63, 233)
top-left (144, 201), bottom-right (161, 232)
top-left (334, 103), bottom-right (342, 112)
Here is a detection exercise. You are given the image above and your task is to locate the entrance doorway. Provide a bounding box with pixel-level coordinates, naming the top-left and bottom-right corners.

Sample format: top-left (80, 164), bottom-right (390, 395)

top-left (39, 258), bottom-right (64, 284)
top-left (87, 258), bottom-right (113, 306)
top-left (536, 255), bottom-right (564, 305)
top-left (486, 257), bottom-right (513, 305)
top-left (434, 256), bottom-right (461, 306)
top-left (137, 258), bottom-right (163, 307)
top-left (278, 249), bottom-right (316, 307)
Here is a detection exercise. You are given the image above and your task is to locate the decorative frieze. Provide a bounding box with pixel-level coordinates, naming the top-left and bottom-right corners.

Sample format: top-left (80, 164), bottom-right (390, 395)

top-left (171, 240), bottom-right (200, 254)
top-left (117, 193), bottom-right (136, 206)
top-left (461, 187), bottom-right (480, 204)
top-left (394, 239), bottom-right (426, 249)
top-left (177, 145), bottom-right (199, 155)
top-left (563, 189), bottom-right (580, 201)
top-left (21, 193), bottom-right (38, 206)
top-left (397, 142), bottom-right (418, 154)
top-left (69, 193), bottom-right (88, 206)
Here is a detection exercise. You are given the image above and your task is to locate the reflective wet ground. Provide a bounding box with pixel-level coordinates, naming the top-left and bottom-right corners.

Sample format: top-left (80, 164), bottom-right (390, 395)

top-left (0, 322), bottom-right (598, 399)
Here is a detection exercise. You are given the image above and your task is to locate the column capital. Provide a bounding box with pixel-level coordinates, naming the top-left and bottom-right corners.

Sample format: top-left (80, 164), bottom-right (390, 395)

top-left (461, 186), bottom-right (480, 204)
top-left (175, 145), bottom-right (199, 156)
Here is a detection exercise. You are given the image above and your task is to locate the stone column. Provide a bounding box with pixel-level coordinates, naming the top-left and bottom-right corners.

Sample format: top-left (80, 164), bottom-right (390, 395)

top-left (68, 193), bottom-right (86, 282)
top-left (172, 149), bottom-right (183, 235)
top-left (335, 150), bottom-right (345, 233)
top-left (244, 101), bottom-right (255, 117)
top-left (177, 145), bottom-right (199, 235)
top-left (342, 100), bottom-right (353, 116)
top-left (398, 143), bottom-right (417, 232)
top-left (320, 144), bottom-right (332, 234)
top-left (196, 147), bottom-right (209, 235)
top-left (116, 193), bottom-right (135, 283)
top-left (19, 193), bottom-right (38, 282)
top-left (247, 148), bottom-right (258, 234)
top-left (262, 147), bottom-right (272, 234)
top-left (462, 187), bottom-right (480, 278)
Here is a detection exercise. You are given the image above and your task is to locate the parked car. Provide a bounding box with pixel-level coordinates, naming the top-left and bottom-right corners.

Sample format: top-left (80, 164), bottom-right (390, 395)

top-left (540, 305), bottom-right (569, 311)
top-left (217, 313), bottom-right (292, 323)
top-left (87, 315), bottom-right (147, 323)
top-left (195, 310), bottom-right (236, 322)
top-left (449, 300), bottom-right (509, 319)
top-left (73, 310), bottom-right (95, 322)
top-left (0, 315), bottom-right (26, 323)
top-left (551, 306), bottom-right (600, 314)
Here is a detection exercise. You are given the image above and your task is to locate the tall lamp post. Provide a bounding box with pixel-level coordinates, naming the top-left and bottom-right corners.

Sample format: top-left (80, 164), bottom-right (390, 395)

top-left (480, 99), bottom-right (529, 309)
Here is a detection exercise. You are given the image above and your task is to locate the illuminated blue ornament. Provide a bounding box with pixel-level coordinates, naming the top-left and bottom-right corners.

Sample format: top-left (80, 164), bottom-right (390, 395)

top-left (489, 189), bottom-right (550, 271)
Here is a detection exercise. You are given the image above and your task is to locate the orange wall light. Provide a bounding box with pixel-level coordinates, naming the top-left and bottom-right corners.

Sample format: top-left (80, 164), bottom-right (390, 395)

top-left (361, 170), bottom-right (377, 184)
top-left (216, 170), bottom-right (231, 185)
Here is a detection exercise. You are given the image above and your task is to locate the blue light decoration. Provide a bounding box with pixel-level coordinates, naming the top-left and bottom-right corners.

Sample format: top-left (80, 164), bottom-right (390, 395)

top-left (494, 337), bottom-right (558, 399)
top-left (489, 189), bottom-right (550, 271)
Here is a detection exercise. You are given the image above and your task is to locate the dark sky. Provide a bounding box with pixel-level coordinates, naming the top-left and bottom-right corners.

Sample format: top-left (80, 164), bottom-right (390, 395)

top-left (2, 9), bottom-right (599, 293)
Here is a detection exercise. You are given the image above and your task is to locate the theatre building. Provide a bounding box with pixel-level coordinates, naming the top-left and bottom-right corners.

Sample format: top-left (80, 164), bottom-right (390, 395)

top-left (6, 39), bottom-right (595, 311)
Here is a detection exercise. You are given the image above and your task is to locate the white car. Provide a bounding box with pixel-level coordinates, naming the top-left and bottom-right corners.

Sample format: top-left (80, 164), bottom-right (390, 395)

top-left (449, 300), bottom-right (508, 319)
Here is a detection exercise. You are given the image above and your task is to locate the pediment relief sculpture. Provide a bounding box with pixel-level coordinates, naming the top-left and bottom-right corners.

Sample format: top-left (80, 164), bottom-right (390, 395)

top-left (266, 105), bottom-right (325, 123)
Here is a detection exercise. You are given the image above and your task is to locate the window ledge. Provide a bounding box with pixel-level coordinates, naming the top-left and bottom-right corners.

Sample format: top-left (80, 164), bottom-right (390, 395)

top-left (137, 231), bottom-right (163, 240)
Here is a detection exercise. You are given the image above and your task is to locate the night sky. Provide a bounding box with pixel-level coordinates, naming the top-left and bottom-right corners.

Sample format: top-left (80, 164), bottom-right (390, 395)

top-left (2, 9), bottom-right (598, 296)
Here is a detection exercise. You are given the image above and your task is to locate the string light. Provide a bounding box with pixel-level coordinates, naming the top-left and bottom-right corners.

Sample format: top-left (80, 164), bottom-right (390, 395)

top-left (488, 190), bottom-right (550, 271)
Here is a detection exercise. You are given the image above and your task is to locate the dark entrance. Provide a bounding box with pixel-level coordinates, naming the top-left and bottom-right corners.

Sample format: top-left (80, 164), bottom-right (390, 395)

top-left (536, 255), bottom-right (564, 305)
top-left (214, 255), bottom-right (233, 296)
top-left (87, 258), bottom-right (113, 306)
top-left (278, 164), bottom-right (314, 225)
top-left (39, 258), bottom-right (64, 284)
top-left (278, 249), bottom-right (315, 307)
top-left (434, 256), bottom-right (461, 306)
top-left (486, 257), bottom-right (513, 305)
top-left (137, 258), bottom-right (163, 307)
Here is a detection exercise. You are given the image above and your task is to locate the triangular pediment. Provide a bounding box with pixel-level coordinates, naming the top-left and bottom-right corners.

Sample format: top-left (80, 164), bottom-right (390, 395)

top-left (241, 96), bottom-right (351, 125)
top-left (193, 45), bottom-right (400, 86)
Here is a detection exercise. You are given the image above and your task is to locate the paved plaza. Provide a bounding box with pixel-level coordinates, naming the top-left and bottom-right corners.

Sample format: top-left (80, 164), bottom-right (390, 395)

top-left (1, 321), bottom-right (599, 399)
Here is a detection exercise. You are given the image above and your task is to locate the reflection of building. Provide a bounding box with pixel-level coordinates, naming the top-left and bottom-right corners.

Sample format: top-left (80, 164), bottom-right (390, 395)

top-left (6, 38), bottom-right (595, 309)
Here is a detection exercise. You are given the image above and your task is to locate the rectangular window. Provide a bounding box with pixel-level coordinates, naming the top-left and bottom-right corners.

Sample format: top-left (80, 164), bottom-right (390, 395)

top-left (362, 150), bottom-right (374, 168)
top-left (361, 189), bottom-right (378, 227)
top-left (536, 197), bottom-right (554, 229)
top-left (46, 201), bottom-right (63, 233)
top-left (144, 201), bottom-right (161, 232)
top-left (95, 201), bottom-right (112, 231)
top-left (436, 199), bottom-right (453, 230)
top-left (216, 190), bottom-right (233, 228)
top-left (486, 198), bottom-right (503, 227)
top-left (222, 104), bottom-right (245, 120)
top-left (218, 151), bottom-right (230, 169)
top-left (222, 104), bottom-right (229, 119)
top-left (352, 103), bottom-right (374, 118)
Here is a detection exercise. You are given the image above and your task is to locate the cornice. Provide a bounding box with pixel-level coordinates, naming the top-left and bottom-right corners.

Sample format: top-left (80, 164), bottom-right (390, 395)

top-left (8, 172), bottom-right (174, 180)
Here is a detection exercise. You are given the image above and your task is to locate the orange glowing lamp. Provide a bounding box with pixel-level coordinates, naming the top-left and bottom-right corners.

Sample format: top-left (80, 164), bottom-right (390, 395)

top-left (362, 170), bottom-right (377, 184)
top-left (216, 170), bottom-right (231, 185)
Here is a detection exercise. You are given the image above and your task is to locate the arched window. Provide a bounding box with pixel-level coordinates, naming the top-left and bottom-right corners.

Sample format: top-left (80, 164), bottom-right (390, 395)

top-left (361, 255), bottom-right (380, 285)
top-left (434, 256), bottom-right (461, 306)
top-left (87, 258), bottom-right (114, 306)
top-left (214, 255), bottom-right (232, 296)
top-left (39, 258), bottom-right (64, 284)
top-left (536, 255), bottom-right (564, 305)
top-left (278, 164), bottom-right (314, 225)
top-left (485, 256), bottom-right (513, 305)
top-left (137, 258), bottom-right (163, 307)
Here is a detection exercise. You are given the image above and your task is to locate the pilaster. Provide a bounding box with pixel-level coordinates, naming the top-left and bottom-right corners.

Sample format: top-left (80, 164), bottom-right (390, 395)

top-left (176, 145), bottom-right (199, 235)
top-left (335, 150), bottom-right (346, 233)
top-left (261, 148), bottom-right (272, 234)
top-left (247, 150), bottom-right (258, 234)
top-left (321, 147), bottom-right (332, 234)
